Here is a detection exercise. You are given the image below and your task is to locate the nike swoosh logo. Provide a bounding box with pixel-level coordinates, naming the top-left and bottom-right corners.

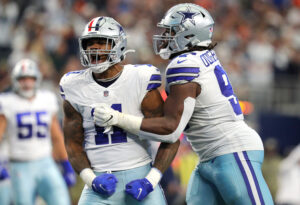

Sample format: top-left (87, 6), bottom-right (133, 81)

top-left (137, 188), bottom-right (143, 199)
top-left (103, 115), bottom-right (113, 124)
top-left (99, 184), bottom-right (108, 191)
top-left (177, 59), bottom-right (187, 64)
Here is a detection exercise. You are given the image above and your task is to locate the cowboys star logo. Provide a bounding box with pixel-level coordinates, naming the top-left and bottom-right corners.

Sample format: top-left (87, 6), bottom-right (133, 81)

top-left (177, 7), bottom-right (201, 26)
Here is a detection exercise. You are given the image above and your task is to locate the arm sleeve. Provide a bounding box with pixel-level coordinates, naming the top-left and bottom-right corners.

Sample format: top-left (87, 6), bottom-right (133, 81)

top-left (138, 97), bottom-right (196, 143)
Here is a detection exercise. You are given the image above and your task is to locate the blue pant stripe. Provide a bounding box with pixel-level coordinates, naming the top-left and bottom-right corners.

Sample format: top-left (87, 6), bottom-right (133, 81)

top-left (243, 151), bottom-right (265, 205)
top-left (233, 152), bottom-right (256, 205)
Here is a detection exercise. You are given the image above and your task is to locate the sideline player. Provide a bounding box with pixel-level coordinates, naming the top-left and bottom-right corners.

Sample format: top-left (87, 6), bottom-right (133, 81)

top-left (0, 59), bottom-right (75, 205)
top-left (93, 4), bottom-right (274, 205)
top-left (60, 16), bottom-right (180, 204)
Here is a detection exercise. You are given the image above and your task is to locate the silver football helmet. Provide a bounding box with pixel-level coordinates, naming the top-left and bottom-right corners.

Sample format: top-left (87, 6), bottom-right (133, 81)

top-left (11, 59), bottom-right (41, 98)
top-left (79, 16), bottom-right (130, 73)
top-left (153, 3), bottom-right (214, 59)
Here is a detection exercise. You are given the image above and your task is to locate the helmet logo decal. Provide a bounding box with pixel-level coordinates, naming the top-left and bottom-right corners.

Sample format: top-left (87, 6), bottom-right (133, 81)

top-left (94, 17), bottom-right (104, 31)
top-left (88, 17), bottom-right (105, 32)
top-left (177, 7), bottom-right (200, 26)
top-left (88, 19), bottom-right (95, 32)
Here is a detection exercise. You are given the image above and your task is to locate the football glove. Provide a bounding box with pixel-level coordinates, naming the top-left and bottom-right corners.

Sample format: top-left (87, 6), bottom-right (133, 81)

top-left (125, 168), bottom-right (162, 201)
top-left (93, 103), bottom-right (142, 135)
top-left (59, 160), bottom-right (76, 187)
top-left (125, 178), bottom-right (154, 201)
top-left (93, 103), bottom-right (119, 127)
top-left (92, 173), bottom-right (118, 196)
top-left (0, 164), bottom-right (9, 180)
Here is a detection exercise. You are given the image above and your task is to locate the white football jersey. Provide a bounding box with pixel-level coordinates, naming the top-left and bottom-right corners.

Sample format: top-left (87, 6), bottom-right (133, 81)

top-left (0, 90), bottom-right (58, 161)
top-left (165, 50), bottom-right (264, 162)
top-left (60, 64), bottom-right (162, 172)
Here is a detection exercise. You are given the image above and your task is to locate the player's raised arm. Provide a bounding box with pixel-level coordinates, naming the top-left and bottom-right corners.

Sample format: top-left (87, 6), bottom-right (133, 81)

top-left (93, 82), bottom-right (200, 143)
top-left (141, 82), bottom-right (200, 135)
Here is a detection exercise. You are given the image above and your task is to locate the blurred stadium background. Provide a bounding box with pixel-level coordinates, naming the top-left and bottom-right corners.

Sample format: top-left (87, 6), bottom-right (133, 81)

top-left (0, 0), bottom-right (299, 204)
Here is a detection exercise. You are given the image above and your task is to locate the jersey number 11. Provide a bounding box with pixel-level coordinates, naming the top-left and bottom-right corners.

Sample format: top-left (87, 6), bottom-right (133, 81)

top-left (93, 104), bottom-right (127, 145)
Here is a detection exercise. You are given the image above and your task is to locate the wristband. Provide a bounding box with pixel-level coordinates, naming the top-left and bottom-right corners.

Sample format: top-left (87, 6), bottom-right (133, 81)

top-left (80, 168), bottom-right (96, 188)
top-left (145, 167), bottom-right (162, 188)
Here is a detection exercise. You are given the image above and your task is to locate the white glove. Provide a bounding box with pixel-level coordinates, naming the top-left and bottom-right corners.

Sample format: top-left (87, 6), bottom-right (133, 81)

top-left (92, 103), bottom-right (142, 136)
top-left (93, 103), bottom-right (120, 127)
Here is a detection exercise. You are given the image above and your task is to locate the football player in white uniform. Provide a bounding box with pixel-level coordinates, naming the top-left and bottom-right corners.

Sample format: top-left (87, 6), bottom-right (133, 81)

top-left (0, 59), bottom-right (76, 205)
top-left (60, 16), bottom-right (179, 204)
top-left (94, 4), bottom-right (274, 205)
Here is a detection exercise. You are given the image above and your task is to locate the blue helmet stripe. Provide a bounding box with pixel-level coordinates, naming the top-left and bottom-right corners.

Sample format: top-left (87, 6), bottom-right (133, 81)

top-left (95, 17), bottom-right (104, 31)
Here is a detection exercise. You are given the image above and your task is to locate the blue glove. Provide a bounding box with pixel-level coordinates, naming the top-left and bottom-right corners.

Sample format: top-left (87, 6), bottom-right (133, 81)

top-left (59, 160), bottom-right (76, 187)
top-left (125, 178), bottom-right (154, 201)
top-left (0, 164), bottom-right (9, 180)
top-left (92, 173), bottom-right (118, 196)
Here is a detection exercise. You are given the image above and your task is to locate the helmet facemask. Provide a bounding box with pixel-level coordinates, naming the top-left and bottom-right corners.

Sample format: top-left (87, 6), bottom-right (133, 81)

top-left (11, 59), bottom-right (41, 99)
top-left (153, 25), bottom-right (183, 60)
top-left (79, 36), bottom-right (124, 74)
top-left (79, 17), bottom-right (132, 74)
top-left (15, 77), bottom-right (37, 99)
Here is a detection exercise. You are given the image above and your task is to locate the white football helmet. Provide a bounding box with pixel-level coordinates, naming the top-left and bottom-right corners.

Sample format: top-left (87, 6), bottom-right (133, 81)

top-left (11, 59), bottom-right (41, 98)
top-left (153, 3), bottom-right (214, 59)
top-left (79, 16), bottom-right (130, 73)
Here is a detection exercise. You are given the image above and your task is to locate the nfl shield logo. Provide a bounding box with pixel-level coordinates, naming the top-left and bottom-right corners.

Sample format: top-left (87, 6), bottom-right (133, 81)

top-left (104, 90), bottom-right (109, 97)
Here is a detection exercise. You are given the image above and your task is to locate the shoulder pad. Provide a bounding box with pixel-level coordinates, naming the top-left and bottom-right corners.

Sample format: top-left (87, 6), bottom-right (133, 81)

top-left (166, 53), bottom-right (200, 86)
top-left (59, 69), bottom-right (86, 100)
top-left (135, 64), bottom-right (162, 90)
top-left (60, 70), bottom-right (85, 86)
